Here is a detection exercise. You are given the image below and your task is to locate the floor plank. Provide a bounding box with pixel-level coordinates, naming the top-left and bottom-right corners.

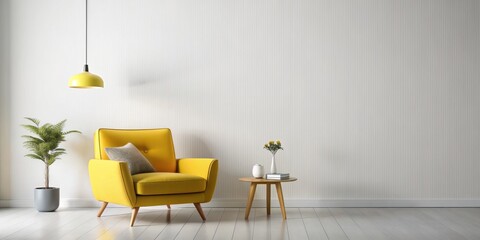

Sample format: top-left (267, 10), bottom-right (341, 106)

top-left (0, 209), bottom-right (40, 239)
top-left (335, 208), bottom-right (389, 240)
top-left (386, 208), bottom-right (452, 240)
top-left (329, 208), bottom-right (370, 240)
top-left (284, 208), bottom-right (308, 240)
top-left (193, 208), bottom-right (224, 240)
top-left (298, 208), bottom-right (317, 219)
top-left (212, 208), bottom-right (239, 240)
top-left (175, 208), bottom-right (211, 240)
top-left (40, 209), bottom-right (95, 240)
top-left (0, 208), bottom-right (31, 224)
top-left (358, 208), bottom-right (409, 240)
top-left (397, 208), bottom-right (467, 240)
top-left (232, 208), bottom-right (254, 240)
top-left (75, 208), bottom-right (129, 240)
top-left (108, 207), bottom-right (179, 240)
top-left (253, 208), bottom-right (289, 240)
top-left (285, 208), bottom-right (302, 219)
top-left (136, 209), bottom-right (180, 240)
top-left (421, 208), bottom-right (480, 240)
top-left (155, 208), bottom-right (195, 240)
top-left (4, 209), bottom-right (88, 240)
top-left (302, 217), bottom-right (329, 240)
top-left (286, 218), bottom-right (308, 240)
top-left (112, 208), bottom-right (168, 240)
top-left (314, 208), bottom-right (349, 240)
top-left (1, 207), bottom-right (480, 240)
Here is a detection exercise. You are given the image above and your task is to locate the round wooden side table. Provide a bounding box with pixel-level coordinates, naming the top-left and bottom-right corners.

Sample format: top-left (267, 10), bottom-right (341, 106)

top-left (239, 177), bottom-right (297, 220)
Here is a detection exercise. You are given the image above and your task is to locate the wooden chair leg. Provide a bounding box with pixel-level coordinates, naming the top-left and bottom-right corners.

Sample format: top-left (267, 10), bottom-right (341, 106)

top-left (130, 207), bottom-right (140, 227)
top-left (167, 204), bottom-right (171, 209)
top-left (97, 202), bottom-right (108, 217)
top-left (166, 208), bottom-right (171, 223)
top-left (194, 203), bottom-right (206, 221)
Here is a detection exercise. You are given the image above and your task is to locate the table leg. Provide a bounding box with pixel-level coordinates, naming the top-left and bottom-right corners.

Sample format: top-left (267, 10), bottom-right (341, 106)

top-left (275, 183), bottom-right (287, 219)
top-left (245, 183), bottom-right (257, 219)
top-left (266, 183), bottom-right (271, 215)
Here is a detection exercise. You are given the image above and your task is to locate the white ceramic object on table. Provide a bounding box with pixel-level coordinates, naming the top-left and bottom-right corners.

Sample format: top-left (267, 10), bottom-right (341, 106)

top-left (252, 164), bottom-right (265, 178)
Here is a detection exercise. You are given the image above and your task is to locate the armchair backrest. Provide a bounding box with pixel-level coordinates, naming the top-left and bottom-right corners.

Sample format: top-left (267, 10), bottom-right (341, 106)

top-left (94, 128), bottom-right (177, 172)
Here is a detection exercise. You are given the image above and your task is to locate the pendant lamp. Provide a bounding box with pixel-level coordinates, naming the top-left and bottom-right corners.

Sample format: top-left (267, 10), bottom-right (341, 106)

top-left (68, 0), bottom-right (104, 88)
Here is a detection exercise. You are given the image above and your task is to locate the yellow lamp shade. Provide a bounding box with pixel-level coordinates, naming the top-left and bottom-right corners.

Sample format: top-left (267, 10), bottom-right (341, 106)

top-left (69, 71), bottom-right (104, 88)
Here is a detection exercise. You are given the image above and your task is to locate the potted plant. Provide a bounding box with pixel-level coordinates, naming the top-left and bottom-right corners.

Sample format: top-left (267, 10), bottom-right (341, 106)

top-left (21, 117), bottom-right (81, 212)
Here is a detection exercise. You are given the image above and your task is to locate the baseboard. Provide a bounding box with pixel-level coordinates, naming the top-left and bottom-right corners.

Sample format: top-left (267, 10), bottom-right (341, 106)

top-left (2, 198), bottom-right (480, 208)
top-left (204, 199), bottom-right (480, 208)
top-left (0, 199), bottom-right (32, 208)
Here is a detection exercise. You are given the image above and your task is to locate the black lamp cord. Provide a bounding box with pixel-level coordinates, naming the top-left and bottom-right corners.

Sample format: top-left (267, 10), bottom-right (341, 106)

top-left (84, 0), bottom-right (89, 72)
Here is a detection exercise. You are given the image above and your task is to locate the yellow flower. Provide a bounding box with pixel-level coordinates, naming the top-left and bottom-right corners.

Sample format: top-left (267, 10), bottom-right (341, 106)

top-left (264, 144), bottom-right (268, 148)
top-left (276, 140), bottom-right (281, 145)
top-left (268, 141), bottom-right (274, 145)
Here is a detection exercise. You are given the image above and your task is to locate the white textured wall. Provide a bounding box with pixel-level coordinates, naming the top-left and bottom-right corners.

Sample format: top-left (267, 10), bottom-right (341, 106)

top-left (1, 0), bottom-right (480, 207)
top-left (0, 0), bottom-right (12, 202)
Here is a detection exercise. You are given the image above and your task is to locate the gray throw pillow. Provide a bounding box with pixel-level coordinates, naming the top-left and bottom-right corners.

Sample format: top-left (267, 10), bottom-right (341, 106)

top-left (105, 142), bottom-right (156, 175)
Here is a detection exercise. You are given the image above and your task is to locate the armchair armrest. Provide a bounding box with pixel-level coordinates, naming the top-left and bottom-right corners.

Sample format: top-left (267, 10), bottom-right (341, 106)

top-left (177, 158), bottom-right (218, 202)
top-left (88, 159), bottom-right (136, 207)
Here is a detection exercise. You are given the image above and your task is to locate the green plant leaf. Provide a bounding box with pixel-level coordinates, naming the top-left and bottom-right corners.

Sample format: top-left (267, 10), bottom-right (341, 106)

top-left (53, 119), bottom-right (66, 131)
top-left (51, 151), bottom-right (66, 158)
top-left (21, 124), bottom-right (40, 135)
top-left (24, 117), bottom-right (40, 126)
top-left (21, 135), bottom-right (43, 143)
top-left (63, 130), bottom-right (82, 135)
top-left (21, 118), bottom-right (81, 169)
top-left (25, 153), bottom-right (44, 161)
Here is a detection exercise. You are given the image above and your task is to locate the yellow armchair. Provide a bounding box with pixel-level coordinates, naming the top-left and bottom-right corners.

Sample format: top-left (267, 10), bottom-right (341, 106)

top-left (88, 128), bottom-right (218, 226)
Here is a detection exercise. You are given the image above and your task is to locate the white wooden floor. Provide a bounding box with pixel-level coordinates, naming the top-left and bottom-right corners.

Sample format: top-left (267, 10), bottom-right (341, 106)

top-left (1, 207), bottom-right (480, 240)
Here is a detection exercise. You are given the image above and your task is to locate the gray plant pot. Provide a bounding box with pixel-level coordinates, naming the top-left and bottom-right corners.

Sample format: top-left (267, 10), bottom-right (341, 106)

top-left (34, 187), bottom-right (59, 212)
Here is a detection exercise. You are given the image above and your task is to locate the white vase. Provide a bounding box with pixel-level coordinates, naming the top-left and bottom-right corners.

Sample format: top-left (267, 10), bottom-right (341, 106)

top-left (252, 164), bottom-right (264, 178)
top-left (270, 154), bottom-right (277, 173)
